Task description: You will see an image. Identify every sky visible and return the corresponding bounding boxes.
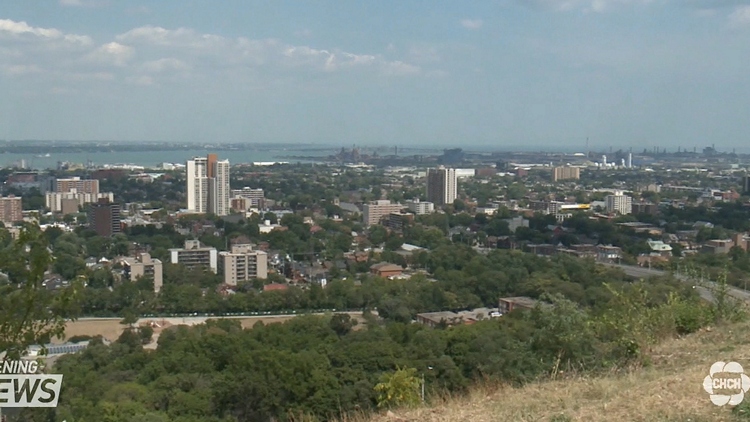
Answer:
[1,0,750,150]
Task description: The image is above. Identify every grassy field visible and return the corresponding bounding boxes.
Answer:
[349,319,750,422]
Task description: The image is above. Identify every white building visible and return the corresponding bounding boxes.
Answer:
[186,155,230,216]
[258,220,282,233]
[186,157,209,213]
[605,191,633,215]
[169,240,218,273]
[406,199,434,215]
[209,159,230,216]
[426,166,457,206]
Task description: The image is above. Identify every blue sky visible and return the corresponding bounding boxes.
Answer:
[1,0,750,150]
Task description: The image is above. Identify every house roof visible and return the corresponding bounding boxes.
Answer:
[370,262,403,272]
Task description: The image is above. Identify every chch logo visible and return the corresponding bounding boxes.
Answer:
[703,361,750,406]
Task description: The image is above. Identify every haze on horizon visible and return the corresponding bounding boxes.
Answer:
[1,0,750,150]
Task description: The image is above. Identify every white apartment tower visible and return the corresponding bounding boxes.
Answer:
[187,157,209,213]
[426,166,457,206]
[209,159,230,216]
[186,154,230,216]
[605,191,633,215]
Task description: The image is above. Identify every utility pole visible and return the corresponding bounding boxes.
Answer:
[422,366,433,402]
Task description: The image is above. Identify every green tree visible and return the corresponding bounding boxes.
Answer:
[374,367,422,408]
[0,224,81,359]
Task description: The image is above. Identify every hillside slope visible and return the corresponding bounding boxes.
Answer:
[361,319,750,422]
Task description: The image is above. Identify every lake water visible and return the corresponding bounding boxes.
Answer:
[0,148,334,170]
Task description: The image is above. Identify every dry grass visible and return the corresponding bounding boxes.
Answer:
[61,313,368,344]
[351,320,750,422]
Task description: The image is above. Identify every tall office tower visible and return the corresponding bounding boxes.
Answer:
[88,198,121,237]
[187,155,230,216]
[627,153,633,168]
[743,174,750,195]
[426,166,457,206]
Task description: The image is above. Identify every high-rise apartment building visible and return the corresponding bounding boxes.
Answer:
[186,154,230,216]
[209,159,230,216]
[426,166,457,206]
[122,253,163,293]
[552,166,580,182]
[219,244,268,285]
[186,157,209,213]
[88,198,121,237]
[231,187,265,207]
[605,191,633,215]
[46,191,114,214]
[55,177,99,195]
[0,195,23,225]
[363,200,404,226]
[169,240,218,273]
[743,174,750,195]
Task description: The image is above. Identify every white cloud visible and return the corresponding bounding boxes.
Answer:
[59,0,109,7]
[729,5,750,26]
[140,58,189,73]
[526,0,657,13]
[460,19,484,29]
[1,64,43,75]
[85,42,134,66]
[382,61,421,75]
[0,18,92,45]
[126,75,155,86]
[117,25,420,76]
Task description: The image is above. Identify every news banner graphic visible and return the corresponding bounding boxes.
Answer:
[0,360,62,408]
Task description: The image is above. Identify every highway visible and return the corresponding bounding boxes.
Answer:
[601,263,750,303]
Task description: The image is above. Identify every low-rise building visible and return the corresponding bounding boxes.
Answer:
[702,239,737,254]
[597,245,623,262]
[406,199,434,215]
[416,307,501,328]
[498,296,540,314]
[370,262,403,278]
[647,239,673,257]
[258,220,283,234]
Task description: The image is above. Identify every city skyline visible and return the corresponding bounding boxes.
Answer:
[2,1,750,148]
